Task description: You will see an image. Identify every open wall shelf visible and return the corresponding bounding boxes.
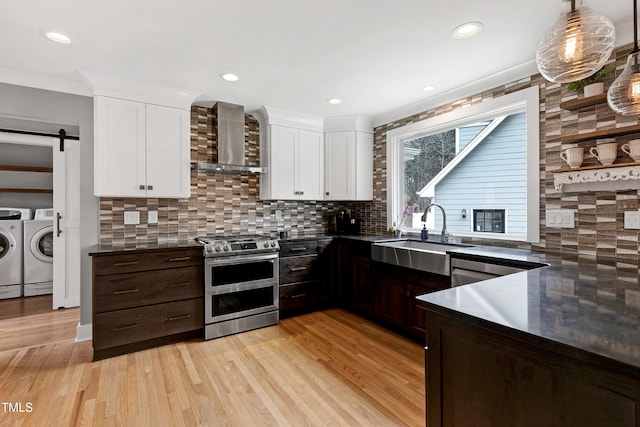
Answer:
[560,124,640,144]
[0,165,53,173]
[559,93,607,111]
[0,164,53,194]
[0,188,53,194]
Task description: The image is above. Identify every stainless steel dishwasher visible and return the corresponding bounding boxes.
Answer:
[450,256,543,287]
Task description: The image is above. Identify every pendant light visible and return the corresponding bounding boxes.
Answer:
[536,0,615,83]
[608,0,640,115]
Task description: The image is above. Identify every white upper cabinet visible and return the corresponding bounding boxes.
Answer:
[255,106,324,201]
[261,125,323,200]
[324,116,373,201]
[94,96,190,198]
[83,72,197,199]
[296,129,324,200]
[145,104,190,198]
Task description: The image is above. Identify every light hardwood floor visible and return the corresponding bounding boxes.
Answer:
[0,296,425,426]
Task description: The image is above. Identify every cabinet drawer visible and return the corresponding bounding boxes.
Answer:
[94,298,203,350]
[280,282,320,312]
[279,240,318,257]
[94,248,203,275]
[94,266,203,313]
[279,255,318,284]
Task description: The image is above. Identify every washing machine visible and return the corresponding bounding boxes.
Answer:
[0,210,23,299]
[23,211,54,297]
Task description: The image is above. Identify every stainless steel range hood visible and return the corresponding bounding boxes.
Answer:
[197,102,264,173]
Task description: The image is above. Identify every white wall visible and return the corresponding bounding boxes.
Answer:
[0,82,97,327]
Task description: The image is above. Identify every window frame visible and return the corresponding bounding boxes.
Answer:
[385,86,540,243]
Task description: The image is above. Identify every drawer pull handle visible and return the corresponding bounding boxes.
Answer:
[113,323,139,331]
[167,314,191,321]
[113,261,139,267]
[168,282,190,288]
[112,288,139,295]
[289,247,307,252]
[168,256,191,262]
[291,293,307,299]
[289,267,308,272]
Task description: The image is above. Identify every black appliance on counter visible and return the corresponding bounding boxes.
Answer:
[334,210,361,235]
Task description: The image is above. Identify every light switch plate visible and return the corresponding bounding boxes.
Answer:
[124,211,140,225]
[148,211,158,224]
[624,211,640,229]
[545,209,575,228]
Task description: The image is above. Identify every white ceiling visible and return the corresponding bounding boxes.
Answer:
[0,0,632,124]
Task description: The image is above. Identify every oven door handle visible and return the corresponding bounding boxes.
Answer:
[205,252,278,266]
[207,279,278,295]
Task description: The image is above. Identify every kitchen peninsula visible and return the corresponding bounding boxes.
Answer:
[418,246,640,427]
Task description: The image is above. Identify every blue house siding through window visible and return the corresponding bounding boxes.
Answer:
[457,123,488,152]
[430,112,527,235]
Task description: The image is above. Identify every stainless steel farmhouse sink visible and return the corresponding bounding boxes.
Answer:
[371,239,472,276]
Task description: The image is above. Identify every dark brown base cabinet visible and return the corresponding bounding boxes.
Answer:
[337,238,449,341]
[91,247,204,360]
[337,239,374,315]
[278,238,333,316]
[424,309,639,427]
[373,262,449,340]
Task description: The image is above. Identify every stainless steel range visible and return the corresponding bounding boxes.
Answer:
[195,235,280,340]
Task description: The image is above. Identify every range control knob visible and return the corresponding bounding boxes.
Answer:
[205,245,214,254]
[270,241,276,247]
[263,241,270,248]
[223,244,231,251]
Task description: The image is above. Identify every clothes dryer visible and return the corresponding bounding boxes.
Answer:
[0,218,23,298]
[23,219,53,296]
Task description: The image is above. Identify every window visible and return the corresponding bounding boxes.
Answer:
[386,86,540,243]
[473,209,506,233]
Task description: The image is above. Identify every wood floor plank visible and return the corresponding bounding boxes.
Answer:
[0,296,425,426]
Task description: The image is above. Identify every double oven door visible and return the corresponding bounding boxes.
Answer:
[204,252,279,325]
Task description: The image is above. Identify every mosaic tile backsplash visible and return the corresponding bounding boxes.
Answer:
[100,43,640,267]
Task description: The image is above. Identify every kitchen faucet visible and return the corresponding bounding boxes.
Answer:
[421,203,451,243]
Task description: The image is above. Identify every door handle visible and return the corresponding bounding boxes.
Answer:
[56,212,62,237]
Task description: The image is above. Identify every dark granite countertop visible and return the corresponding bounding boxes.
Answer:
[88,234,398,255]
[336,234,402,243]
[276,233,399,243]
[417,246,640,373]
[88,241,204,256]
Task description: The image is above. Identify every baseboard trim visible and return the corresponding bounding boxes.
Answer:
[75,322,92,342]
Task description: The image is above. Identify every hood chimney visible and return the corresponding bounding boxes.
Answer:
[197,102,263,173]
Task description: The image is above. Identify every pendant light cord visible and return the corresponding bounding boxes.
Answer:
[634,0,639,53]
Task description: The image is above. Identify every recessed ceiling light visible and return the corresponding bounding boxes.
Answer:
[220,73,239,82]
[327,98,342,105]
[452,22,483,39]
[45,31,72,44]
[423,85,436,92]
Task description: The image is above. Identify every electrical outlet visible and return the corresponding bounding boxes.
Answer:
[624,211,640,229]
[148,211,158,224]
[124,211,140,225]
